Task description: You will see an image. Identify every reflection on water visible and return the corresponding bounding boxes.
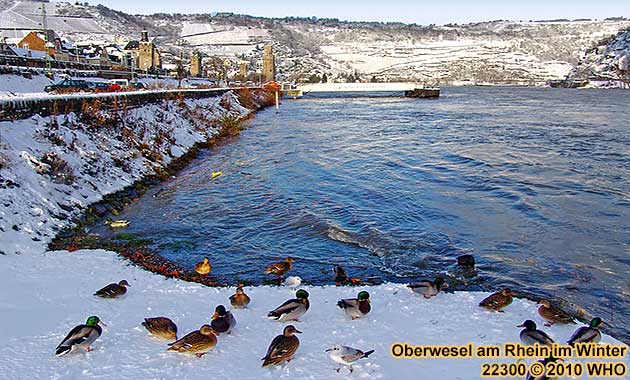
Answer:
[93,87,630,342]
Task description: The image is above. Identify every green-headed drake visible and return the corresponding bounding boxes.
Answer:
[567,317,603,346]
[55,315,104,356]
[267,289,310,322]
[517,320,554,346]
[526,357,559,380]
[337,291,371,320]
[408,277,448,298]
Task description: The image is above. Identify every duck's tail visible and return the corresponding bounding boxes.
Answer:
[55,345,71,357]
[261,356,282,368]
[336,300,347,310]
[363,350,375,358]
[266,311,280,319]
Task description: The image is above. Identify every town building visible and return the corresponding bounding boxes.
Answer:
[239,61,249,80]
[190,50,203,77]
[17,30,57,57]
[262,45,275,82]
[124,31,161,71]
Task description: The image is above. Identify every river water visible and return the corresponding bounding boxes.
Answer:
[94,87,630,341]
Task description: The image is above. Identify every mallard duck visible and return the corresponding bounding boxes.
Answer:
[527,357,559,380]
[408,277,448,298]
[167,324,217,357]
[261,325,301,367]
[229,286,251,309]
[194,257,211,275]
[211,305,237,335]
[264,257,295,278]
[334,265,349,284]
[517,320,554,346]
[337,291,371,320]
[55,315,104,356]
[537,300,576,326]
[267,289,310,321]
[94,280,130,298]
[479,288,517,312]
[326,344,374,373]
[333,265,362,285]
[142,317,178,340]
[105,219,130,228]
[567,317,603,346]
[456,254,475,268]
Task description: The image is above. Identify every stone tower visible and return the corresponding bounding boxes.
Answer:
[239,61,248,80]
[138,31,159,71]
[190,51,203,77]
[262,45,275,82]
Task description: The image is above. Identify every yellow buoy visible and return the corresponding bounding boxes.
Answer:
[211,171,222,179]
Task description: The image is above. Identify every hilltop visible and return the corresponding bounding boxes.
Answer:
[1,0,630,84]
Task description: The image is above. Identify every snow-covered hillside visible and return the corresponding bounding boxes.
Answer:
[570,27,630,81]
[3,1,630,84]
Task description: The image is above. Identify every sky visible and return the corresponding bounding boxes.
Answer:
[91,0,630,25]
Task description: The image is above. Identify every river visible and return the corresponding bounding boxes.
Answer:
[93,87,630,341]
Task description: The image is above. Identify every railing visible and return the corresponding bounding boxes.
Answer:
[0,87,259,121]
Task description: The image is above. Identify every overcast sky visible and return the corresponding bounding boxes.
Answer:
[91,0,629,24]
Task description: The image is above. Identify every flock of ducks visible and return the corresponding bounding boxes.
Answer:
[478,285,605,365]
[55,255,607,376]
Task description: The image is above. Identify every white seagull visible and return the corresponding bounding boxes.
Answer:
[283,276,302,289]
[325,344,374,373]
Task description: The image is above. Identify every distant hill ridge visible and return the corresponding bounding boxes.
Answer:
[1,0,629,84]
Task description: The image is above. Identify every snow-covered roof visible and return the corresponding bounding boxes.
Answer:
[0,30,29,39]
[7,46,48,59]
[4,37,22,45]
[124,40,140,50]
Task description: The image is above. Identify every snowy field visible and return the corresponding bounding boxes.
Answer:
[0,249,627,379]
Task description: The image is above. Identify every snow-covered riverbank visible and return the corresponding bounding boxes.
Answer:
[0,91,255,255]
[0,87,627,379]
[0,249,627,379]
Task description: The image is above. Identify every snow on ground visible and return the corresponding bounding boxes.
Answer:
[0,91,250,255]
[0,73,225,97]
[0,76,627,378]
[0,249,626,380]
[0,73,53,95]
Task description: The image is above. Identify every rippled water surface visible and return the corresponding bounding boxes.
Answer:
[95,87,630,341]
